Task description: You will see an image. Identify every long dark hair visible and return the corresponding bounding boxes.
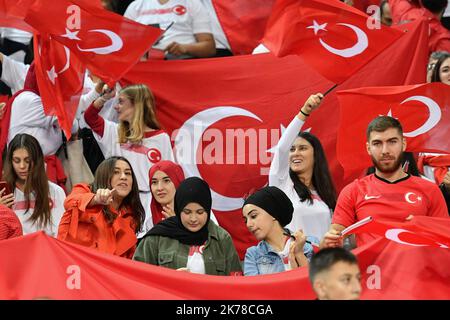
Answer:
[3,133,51,228]
[90,156,145,232]
[289,132,337,210]
[431,53,450,83]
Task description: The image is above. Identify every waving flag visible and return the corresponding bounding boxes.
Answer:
[336,82,450,174]
[33,33,85,139]
[262,0,404,83]
[20,0,161,84]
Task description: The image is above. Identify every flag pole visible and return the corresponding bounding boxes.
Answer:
[323,84,338,96]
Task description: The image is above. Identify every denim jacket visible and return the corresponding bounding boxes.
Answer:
[243,236,319,276]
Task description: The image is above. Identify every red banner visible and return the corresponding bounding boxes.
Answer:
[262,0,403,83]
[337,82,450,174]
[0,231,449,299]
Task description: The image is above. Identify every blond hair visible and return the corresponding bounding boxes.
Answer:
[118,84,161,144]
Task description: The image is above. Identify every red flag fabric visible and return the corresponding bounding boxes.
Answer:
[354,237,450,300]
[262,0,404,84]
[336,82,450,175]
[19,0,162,84]
[352,0,380,13]
[0,231,449,299]
[212,0,276,55]
[344,216,450,249]
[33,33,85,139]
[121,19,429,257]
[0,0,34,33]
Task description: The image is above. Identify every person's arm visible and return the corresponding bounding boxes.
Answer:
[165,33,216,58]
[133,236,159,265]
[76,82,102,122]
[320,182,358,248]
[268,93,323,186]
[83,86,115,137]
[223,232,243,275]
[243,247,260,276]
[0,52,29,94]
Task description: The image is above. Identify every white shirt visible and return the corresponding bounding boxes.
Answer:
[0,54,29,94]
[269,116,332,241]
[9,91,62,156]
[277,237,293,271]
[199,0,231,50]
[186,243,206,274]
[13,181,65,237]
[76,75,119,130]
[124,0,212,50]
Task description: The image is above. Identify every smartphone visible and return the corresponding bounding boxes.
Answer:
[0,181,12,195]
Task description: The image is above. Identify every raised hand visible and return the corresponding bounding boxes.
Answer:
[92,188,117,206]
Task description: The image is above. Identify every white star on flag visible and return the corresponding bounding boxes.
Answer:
[306,20,328,35]
[47,66,58,84]
[61,28,81,41]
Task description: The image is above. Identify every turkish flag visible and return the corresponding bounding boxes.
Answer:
[262,0,404,84]
[33,33,85,139]
[343,216,450,249]
[19,0,162,84]
[336,82,450,175]
[1,231,449,299]
[121,19,429,258]
[212,0,276,55]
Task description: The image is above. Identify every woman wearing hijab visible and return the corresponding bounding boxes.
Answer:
[242,186,319,276]
[149,160,220,225]
[134,177,242,275]
[149,160,185,225]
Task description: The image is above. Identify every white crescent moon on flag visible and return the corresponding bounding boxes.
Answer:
[174,107,262,211]
[76,29,123,55]
[398,96,442,137]
[319,23,368,58]
[385,228,428,247]
[58,46,71,74]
